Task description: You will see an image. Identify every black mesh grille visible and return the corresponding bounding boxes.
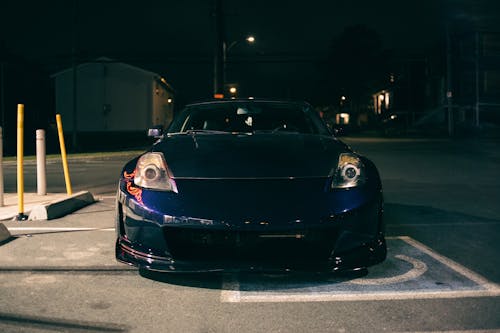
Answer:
[163,227,338,263]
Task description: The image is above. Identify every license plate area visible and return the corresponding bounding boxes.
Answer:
[163,227,338,262]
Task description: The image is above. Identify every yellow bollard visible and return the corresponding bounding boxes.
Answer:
[16,104,27,220]
[56,114,73,195]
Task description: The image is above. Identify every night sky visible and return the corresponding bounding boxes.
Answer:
[0,0,498,105]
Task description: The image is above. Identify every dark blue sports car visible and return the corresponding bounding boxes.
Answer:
[115,99,386,273]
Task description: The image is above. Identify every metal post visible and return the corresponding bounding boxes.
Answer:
[1,63,5,136]
[71,0,78,150]
[0,127,3,207]
[56,114,73,195]
[474,31,480,127]
[16,104,27,220]
[446,24,454,137]
[223,41,227,88]
[36,129,46,196]
[213,0,224,97]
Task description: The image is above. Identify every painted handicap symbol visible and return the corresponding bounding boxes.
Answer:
[349,254,427,285]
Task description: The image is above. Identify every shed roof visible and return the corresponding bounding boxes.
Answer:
[50,57,175,93]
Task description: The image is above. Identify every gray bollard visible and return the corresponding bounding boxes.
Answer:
[36,129,46,195]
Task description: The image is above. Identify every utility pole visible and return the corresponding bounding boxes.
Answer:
[446,24,454,137]
[474,31,480,127]
[213,0,224,97]
[0,41,5,135]
[71,0,78,150]
[0,62,5,135]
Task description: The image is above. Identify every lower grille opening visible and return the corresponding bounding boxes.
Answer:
[163,227,338,264]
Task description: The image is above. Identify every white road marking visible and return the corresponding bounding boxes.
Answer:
[350,254,427,285]
[398,236,499,291]
[398,330,500,333]
[389,222,500,226]
[220,289,500,303]
[98,196,117,200]
[220,236,500,303]
[7,227,114,232]
[220,276,241,303]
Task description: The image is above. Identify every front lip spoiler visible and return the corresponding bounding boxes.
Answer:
[116,235,386,274]
[117,241,172,262]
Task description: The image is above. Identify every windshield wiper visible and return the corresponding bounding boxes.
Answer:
[184,129,229,134]
[168,129,230,136]
[170,129,231,149]
[252,126,301,134]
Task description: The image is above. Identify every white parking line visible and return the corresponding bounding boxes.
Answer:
[7,227,114,232]
[220,276,241,303]
[398,330,500,333]
[98,196,117,200]
[398,236,498,290]
[221,288,500,303]
[391,222,500,226]
[220,236,500,303]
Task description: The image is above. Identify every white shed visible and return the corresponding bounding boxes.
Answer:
[52,58,175,134]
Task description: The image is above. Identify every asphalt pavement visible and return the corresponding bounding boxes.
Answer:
[0,150,140,242]
[0,135,499,332]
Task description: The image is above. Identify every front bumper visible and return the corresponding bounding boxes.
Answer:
[116,232,386,273]
[115,176,386,273]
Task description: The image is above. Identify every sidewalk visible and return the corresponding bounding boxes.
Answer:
[0,191,95,242]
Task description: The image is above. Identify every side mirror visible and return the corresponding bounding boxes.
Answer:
[148,126,164,138]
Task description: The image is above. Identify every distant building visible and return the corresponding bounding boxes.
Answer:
[451,30,500,130]
[51,58,174,144]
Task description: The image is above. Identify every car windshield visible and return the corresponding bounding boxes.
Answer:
[168,101,331,135]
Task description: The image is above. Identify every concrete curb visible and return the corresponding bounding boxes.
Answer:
[0,222,11,243]
[28,191,95,221]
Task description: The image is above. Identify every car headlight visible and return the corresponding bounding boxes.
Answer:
[134,152,178,192]
[331,153,365,189]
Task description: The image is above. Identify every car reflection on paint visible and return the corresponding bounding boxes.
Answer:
[115,99,386,273]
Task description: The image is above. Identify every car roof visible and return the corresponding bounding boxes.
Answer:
[185,98,310,108]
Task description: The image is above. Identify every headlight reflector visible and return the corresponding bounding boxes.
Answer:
[134,152,177,192]
[332,153,365,189]
[144,165,160,181]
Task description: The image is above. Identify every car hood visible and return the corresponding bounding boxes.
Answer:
[152,133,349,179]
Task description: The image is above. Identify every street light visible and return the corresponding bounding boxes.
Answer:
[228,86,238,99]
[224,35,256,82]
[214,35,255,98]
[212,1,256,97]
[225,35,256,54]
[340,95,347,107]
